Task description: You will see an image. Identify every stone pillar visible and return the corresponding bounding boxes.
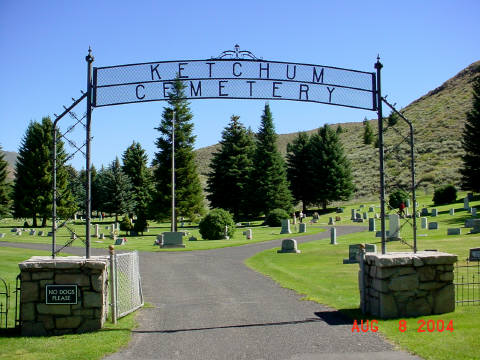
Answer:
[351,209,356,221]
[94,224,99,238]
[19,256,109,336]
[330,228,336,245]
[389,214,400,239]
[361,252,457,318]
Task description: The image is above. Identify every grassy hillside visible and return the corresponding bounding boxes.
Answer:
[195,60,480,200]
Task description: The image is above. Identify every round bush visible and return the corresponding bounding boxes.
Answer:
[388,189,409,210]
[265,208,290,227]
[199,209,235,240]
[433,184,457,205]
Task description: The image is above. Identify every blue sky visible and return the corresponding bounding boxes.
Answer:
[1,0,478,170]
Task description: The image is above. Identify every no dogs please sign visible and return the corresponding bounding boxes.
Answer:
[46,285,78,304]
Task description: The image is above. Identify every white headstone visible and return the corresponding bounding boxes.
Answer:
[421,217,428,229]
[280,219,291,234]
[74,214,77,221]
[389,214,400,239]
[242,229,252,239]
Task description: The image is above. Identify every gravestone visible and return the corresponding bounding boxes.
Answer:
[376,230,390,238]
[47,232,53,236]
[351,209,356,220]
[335,216,341,222]
[406,199,411,207]
[421,208,429,216]
[449,208,455,216]
[374,213,380,219]
[114,237,126,245]
[428,222,439,230]
[94,224,99,238]
[471,208,477,217]
[243,229,252,239]
[292,215,297,225]
[388,214,400,239]
[180,217,185,228]
[299,223,307,233]
[38,231,44,236]
[280,219,291,234]
[188,236,197,241]
[470,219,480,234]
[468,193,474,201]
[312,218,318,223]
[313,212,319,220]
[71,233,77,240]
[155,234,164,246]
[405,208,410,217]
[29,230,36,236]
[74,214,77,221]
[11,228,16,232]
[0,233,5,238]
[360,204,364,208]
[161,232,185,248]
[105,226,109,230]
[328,217,335,225]
[469,248,480,261]
[447,228,461,235]
[356,212,362,220]
[343,244,376,264]
[368,218,376,232]
[99,233,105,240]
[330,227,336,244]
[363,212,368,220]
[336,208,344,213]
[465,219,475,228]
[431,208,438,217]
[277,239,300,253]
[421,217,428,229]
[356,218,364,223]
[16,231,22,236]
[368,206,374,213]
[464,197,470,210]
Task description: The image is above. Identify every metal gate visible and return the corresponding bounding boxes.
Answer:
[0,275,21,332]
[110,251,144,322]
[455,260,480,305]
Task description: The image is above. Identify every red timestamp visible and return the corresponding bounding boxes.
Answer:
[398,319,454,333]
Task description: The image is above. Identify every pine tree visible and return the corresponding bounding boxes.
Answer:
[309,124,355,209]
[461,75,480,192]
[206,115,255,220]
[363,119,374,145]
[100,158,136,222]
[122,141,153,221]
[286,132,312,212]
[152,78,204,225]
[14,117,74,226]
[251,104,293,215]
[0,146,11,217]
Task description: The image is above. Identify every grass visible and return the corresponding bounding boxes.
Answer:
[0,247,136,360]
[245,192,480,360]
[0,218,325,252]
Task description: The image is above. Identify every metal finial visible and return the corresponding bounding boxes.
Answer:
[377,54,380,61]
[86,47,94,62]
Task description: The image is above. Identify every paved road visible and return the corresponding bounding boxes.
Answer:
[1,226,421,360]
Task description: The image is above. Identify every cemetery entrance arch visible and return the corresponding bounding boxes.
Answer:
[51,46,416,259]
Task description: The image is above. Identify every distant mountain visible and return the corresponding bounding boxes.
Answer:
[1,150,17,181]
[195,60,480,199]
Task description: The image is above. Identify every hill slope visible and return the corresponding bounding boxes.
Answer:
[1,150,17,181]
[195,60,480,199]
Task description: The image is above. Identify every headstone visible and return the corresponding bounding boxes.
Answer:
[405,208,410,217]
[469,247,480,261]
[388,214,400,239]
[47,232,53,237]
[356,212,362,220]
[29,230,36,236]
[161,232,185,248]
[465,219,475,228]
[421,208,429,216]
[368,206,374,213]
[99,233,105,239]
[406,199,411,207]
[464,197,470,210]
[188,236,197,241]
[223,226,230,240]
[449,208,455,216]
[328,217,335,225]
[16,231,22,236]
[94,224,99,238]
[74,214,77,221]
[155,234,164,246]
[336,208,344,213]
[471,208,477,217]
[0,233,5,238]
[277,239,300,253]
[313,212,319,220]
[351,209,356,220]
[431,208,438,217]
[376,230,390,238]
[428,222,439,230]
[368,218,376,232]
[330,227,336,244]
[38,231,44,236]
[421,217,428,229]
[130,230,138,236]
[335,216,341,222]
[280,219,291,234]
[299,223,307,233]
[70,233,77,240]
[360,204,364,208]
[343,243,376,264]
[363,212,368,220]
[105,226,109,230]
[374,213,380,219]
[114,237,126,245]
[242,229,253,240]
[447,228,461,235]
[470,219,480,234]
[11,228,16,232]
[355,218,364,223]
[312,218,318,223]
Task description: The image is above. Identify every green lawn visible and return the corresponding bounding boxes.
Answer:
[0,218,325,252]
[0,247,136,360]
[246,192,480,360]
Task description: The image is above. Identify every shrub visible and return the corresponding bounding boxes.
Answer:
[388,189,409,210]
[433,184,457,205]
[265,208,290,227]
[199,208,235,240]
[120,214,133,234]
[133,213,149,235]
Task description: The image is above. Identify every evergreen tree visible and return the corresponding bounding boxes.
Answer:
[0,146,11,217]
[363,119,374,145]
[251,104,293,215]
[122,141,153,221]
[13,117,74,226]
[286,132,312,212]
[100,158,136,222]
[461,75,480,192]
[152,78,204,225]
[93,166,108,214]
[309,124,355,209]
[336,124,343,134]
[206,115,255,220]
